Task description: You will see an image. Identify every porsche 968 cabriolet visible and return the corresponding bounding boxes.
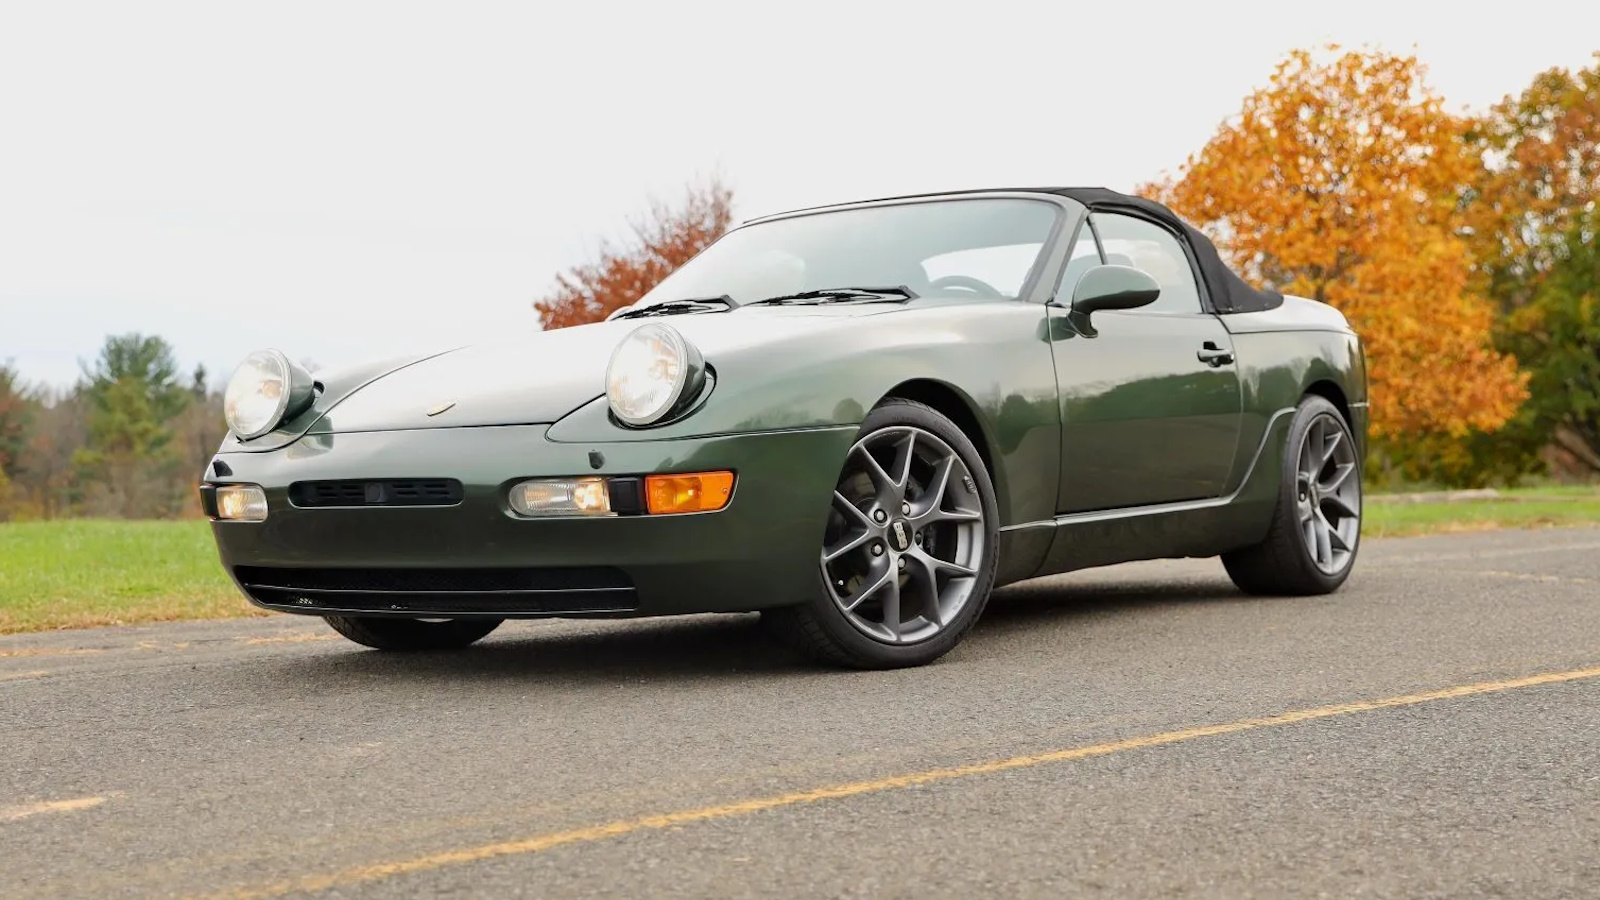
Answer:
[202,187,1367,668]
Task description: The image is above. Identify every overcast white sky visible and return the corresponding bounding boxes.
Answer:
[2,1,1597,390]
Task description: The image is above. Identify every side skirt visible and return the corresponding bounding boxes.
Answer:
[999,406,1295,583]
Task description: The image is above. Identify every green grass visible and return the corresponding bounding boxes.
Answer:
[1364,486,1600,537]
[3,490,1599,635]
[0,520,260,634]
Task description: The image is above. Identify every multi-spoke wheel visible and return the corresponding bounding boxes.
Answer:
[764,398,999,668]
[1294,411,1361,575]
[823,425,986,644]
[1223,394,1362,595]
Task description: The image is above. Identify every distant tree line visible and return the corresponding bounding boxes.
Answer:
[0,335,221,520]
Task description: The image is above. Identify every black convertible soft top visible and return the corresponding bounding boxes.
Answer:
[807,186,1284,315]
[1041,187,1282,315]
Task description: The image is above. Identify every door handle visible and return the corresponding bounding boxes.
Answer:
[1196,342,1234,367]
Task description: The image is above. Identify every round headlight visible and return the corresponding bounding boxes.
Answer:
[605,324,705,427]
[224,349,314,440]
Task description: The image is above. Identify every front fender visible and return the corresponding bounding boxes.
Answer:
[217,349,459,454]
[546,302,1063,530]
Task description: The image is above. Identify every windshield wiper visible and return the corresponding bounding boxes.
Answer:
[746,285,919,307]
[609,296,734,320]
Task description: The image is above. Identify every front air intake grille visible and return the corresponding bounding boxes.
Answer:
[234,566,637,615]
[288,479,464,508]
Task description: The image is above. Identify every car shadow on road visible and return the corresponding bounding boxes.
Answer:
[241,577,1254,687]
[249,613,818,687]
[976,576,1253,636]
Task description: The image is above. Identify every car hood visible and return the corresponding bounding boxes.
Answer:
[310,305,891,434]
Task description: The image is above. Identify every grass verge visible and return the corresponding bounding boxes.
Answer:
[1363,487,1600,537]
[0,520,260,635]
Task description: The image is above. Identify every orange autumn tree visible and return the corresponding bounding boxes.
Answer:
[1144,48,1527,440]
[535,179,734,329]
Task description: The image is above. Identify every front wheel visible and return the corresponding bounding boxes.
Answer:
[1222,395,1362,595]
[322,616,503,651]
[764,399,1000,669]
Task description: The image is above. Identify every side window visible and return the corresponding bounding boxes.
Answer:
[1091,212,1204,314]
[922,242,1046,297]
[1054,220,1102,301]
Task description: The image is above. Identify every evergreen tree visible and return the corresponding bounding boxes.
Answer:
[73,334,191,518]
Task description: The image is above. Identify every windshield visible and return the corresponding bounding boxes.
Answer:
[635,198,1061,308]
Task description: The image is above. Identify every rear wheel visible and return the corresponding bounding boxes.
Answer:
[764,399,1000,669]
[322,616,503,651]
[1222,395,1361,595]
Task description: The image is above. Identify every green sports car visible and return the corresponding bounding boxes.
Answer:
[203,187,1367,668]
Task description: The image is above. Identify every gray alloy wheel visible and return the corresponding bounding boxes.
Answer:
[1222,394,1362,595]
[822,425,987,644]
[1296,411,1362,575]
[762,398,1000,669]
[323,616,502,651]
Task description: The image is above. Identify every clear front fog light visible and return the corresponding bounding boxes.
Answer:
[215,485,269,521]
[509,477,612,517]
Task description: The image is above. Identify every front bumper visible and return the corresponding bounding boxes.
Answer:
[205,423,856,619]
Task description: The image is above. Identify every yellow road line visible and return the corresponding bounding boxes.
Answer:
[242,633,337,646]
[135,641,192,651]
[0,795,109,823]
[0,670,50,682]
[1477,569,1597,586]
[0,647,102,659]
[212,663,1600,900]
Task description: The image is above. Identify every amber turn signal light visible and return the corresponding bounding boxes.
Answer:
[644,471,735,515]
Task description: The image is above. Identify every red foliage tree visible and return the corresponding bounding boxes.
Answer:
[534,179,734,329]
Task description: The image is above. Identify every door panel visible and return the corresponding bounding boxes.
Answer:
[1052,309,1243,513]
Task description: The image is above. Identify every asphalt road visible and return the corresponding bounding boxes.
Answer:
[4,526,1600,899]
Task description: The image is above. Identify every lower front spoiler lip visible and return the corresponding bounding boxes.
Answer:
[235,564,640,618]
[246,588,638,619]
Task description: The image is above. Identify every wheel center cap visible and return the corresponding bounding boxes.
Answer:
[886,519,912,552]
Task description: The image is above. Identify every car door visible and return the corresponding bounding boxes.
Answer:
[1049,211,1243,513]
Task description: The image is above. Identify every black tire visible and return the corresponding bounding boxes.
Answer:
[322,616,503,651]
[1222,395,1362,596]
[763,398,1001,669]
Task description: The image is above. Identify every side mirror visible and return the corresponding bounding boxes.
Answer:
[1071,264,1161,314]
[1062,265,1161,338]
